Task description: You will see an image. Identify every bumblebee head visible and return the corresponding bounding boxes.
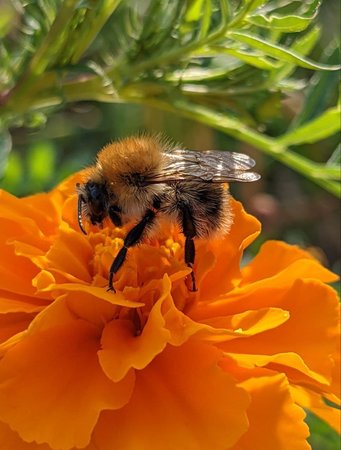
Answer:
[76,181,109,234]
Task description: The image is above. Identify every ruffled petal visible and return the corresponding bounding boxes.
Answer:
[198,200,260,297]
[94,340,249,450]
[241,240,338,284]
[221,280,340,385]
[0,420,101,450]
[0,313,33,346]
[291,385,341,433]
[0,221,40,296]
[98,277,174,382]
[0,421,52,450]
[231,373,310,450]
[0,319,135,450]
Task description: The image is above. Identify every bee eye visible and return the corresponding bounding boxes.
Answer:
[87,182,103,200]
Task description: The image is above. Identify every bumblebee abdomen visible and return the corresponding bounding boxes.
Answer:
[165,181,233,238]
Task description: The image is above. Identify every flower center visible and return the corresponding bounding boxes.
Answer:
[84,224,192,334]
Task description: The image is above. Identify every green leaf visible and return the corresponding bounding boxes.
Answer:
[185,0,206,21]
[279,107,341,146]
[307,412,341,450]
[229,0,267,27]
[0,129,12,178]
[166,66,241,83]
[247,0,320,32]
[290,44,340,128]
[228,31,340,71]
[268,26,320,84]
[198,0,212,39]
[247,14,314,32]
[327,144,341,166]
[211,46,280,70]
[70,0,122,63]
[0,2,17,38]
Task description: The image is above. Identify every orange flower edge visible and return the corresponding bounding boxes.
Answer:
[0,172,339,450]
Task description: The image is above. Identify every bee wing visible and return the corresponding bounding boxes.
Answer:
[150,149,260,183]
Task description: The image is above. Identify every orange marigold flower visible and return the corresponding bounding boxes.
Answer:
[0,172,339,450]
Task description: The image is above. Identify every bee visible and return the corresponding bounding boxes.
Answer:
[76,135,260,292]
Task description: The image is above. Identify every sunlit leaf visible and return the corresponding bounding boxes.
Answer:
[185,0,206,21]
[211,45,280,70]
[228,31,340,71]
[268,26,320,84]
[198,0,212,39]
[166,66,241,83]
[247,14,314,32]
[247,0,320,32]
[279,107,341,146]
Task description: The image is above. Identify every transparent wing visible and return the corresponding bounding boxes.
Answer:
[149,149,261,183]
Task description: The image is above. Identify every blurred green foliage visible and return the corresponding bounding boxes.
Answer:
[0,0,340,194]
[0,1,340,447]
[307,413,340,450]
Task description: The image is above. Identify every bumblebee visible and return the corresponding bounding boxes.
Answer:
[76,136,260,291]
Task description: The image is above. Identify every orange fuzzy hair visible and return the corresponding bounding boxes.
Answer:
[93,135,171,211]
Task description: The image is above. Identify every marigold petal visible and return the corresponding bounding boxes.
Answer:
[227,352,330,386]
[0,421,53,450]
[45,223,93,281]
[93,340,249,450]
[197,200,260,296]
[202,307,290,338]
[0,291,46,313]
[0,223,40,296]
[34,278,142,308]
[19,190,62,236]
[192,260,339,322]
[0,191,46,237]
[98,276,227,382]
[98,279,172,382]
[241,240,337,284]
[291,385,341,433]
[330,347,340,399]
[231,374,310,450]
[221,280,340,384]
[0,319,135,450]
[0,313,33,346]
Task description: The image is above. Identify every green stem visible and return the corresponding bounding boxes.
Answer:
[70,0,122,64]
[28,0,80,75]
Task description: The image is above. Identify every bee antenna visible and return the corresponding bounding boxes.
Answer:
[77,194,87,235]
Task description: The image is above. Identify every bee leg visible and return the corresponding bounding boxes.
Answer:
[107,208,156,291]
[180,204,198,292]
[185,237,197,292]
[108,205,122,227]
